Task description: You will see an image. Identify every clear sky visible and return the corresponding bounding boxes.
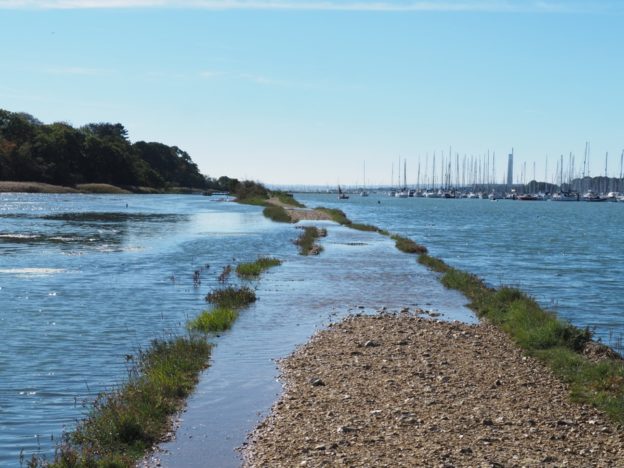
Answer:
[0,1,622,186]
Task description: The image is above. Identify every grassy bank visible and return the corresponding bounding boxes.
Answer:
[418,253,624,424]
[262,205,293,223]
[294,226,326,255]
[41,337,211,467]
[236,257,282,278]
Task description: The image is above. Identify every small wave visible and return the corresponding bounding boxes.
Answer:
[0,233,40,240]
[0,268,67,276]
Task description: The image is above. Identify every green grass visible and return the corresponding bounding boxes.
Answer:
[271,191,305,208]
[391,234,428,254]
[316,207,350,225]
[206,286,257,308]
[236,257,282,278]
[262,205,293,223]
[237,196,269,206]
[187,307,238,333]
[42,337,211,467]
[417,252,624,424]
[294,226,325,255]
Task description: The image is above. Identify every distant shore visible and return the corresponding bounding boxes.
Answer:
[245,313,624,466]
[0,181,204,194]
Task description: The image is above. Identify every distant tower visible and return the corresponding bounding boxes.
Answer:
[507,149,514,186]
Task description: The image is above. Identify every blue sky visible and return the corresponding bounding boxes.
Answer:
[0,1,622,186]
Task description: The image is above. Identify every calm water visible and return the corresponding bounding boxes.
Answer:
[3,192,621,467]
[298,193,624,346]
[0,193,295,465]
[0,193,473,466]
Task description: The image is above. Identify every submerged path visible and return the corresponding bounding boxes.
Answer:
[146,221,474,467]
[245,314,624,467]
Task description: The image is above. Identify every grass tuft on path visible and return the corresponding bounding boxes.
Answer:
[236,257,282,278]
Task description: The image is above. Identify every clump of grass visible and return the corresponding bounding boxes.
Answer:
[271,191,305,208]
[316,207,350,225]
[294,226,326,255]
[262,205,293,223]
[236,257,282,278]
[187,307,238,333]
[42,337,211,467]
[391,234,428,254]
[237,196,269,206]
[206,286,256,308]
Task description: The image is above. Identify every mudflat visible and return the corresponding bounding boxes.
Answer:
[245,313,624,467]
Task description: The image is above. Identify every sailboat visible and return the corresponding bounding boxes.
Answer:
[360,161,369,197]
[395,159,409,198]
[338,185,349,200]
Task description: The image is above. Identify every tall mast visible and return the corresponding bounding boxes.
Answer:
[403,158,407,189]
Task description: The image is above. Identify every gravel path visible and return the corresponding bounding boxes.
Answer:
[244,313,624,467]
[266,197,332,222]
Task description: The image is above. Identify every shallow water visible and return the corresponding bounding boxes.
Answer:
[0,194,295,465]
[0,193,473,466]
[297,193,624,347]
[156,222,474,467]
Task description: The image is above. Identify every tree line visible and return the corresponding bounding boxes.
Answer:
[0,109,235,191]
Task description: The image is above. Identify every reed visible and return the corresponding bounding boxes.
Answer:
[294,226,325,255]
[391,234,428,254]
[187,307,238,333]
[262,205,293,223]
[41,337,211,467]
[206,286,257,308]
[236,257,282,278]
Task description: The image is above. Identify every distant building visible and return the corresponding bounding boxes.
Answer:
[507,150,514,186]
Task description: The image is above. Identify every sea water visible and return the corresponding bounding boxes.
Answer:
[297,193,624,347]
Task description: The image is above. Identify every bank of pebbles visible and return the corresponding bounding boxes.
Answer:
[245,312,624,467]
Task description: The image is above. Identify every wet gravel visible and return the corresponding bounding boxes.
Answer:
[244,313,624,467]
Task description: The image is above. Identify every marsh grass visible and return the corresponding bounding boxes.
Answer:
[236,257,282,278]
[262,205,293,223]
[187,307,238,333]
[294,226,325,255]
[237,196,268,206]
[418,252,624,424]
[391,234,428,254]
[272,191,305,208]
[43,337,211,467]
[206,286,257,308]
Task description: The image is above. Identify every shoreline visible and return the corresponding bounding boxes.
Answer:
[245,313,624,466]
[0,181,204,194]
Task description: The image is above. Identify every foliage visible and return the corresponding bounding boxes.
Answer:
[316,207,350,225]
[39,337,211,467]
[262,205,292,223]
[272,191,305,207]
[391,234,428,254]
[236,257,282,278]
[0,108,207,190]
[205,286,257,308]
[294,226,325,255]
[187,307,238,333]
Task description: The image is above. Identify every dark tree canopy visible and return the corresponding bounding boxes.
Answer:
[0,109,211,190]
